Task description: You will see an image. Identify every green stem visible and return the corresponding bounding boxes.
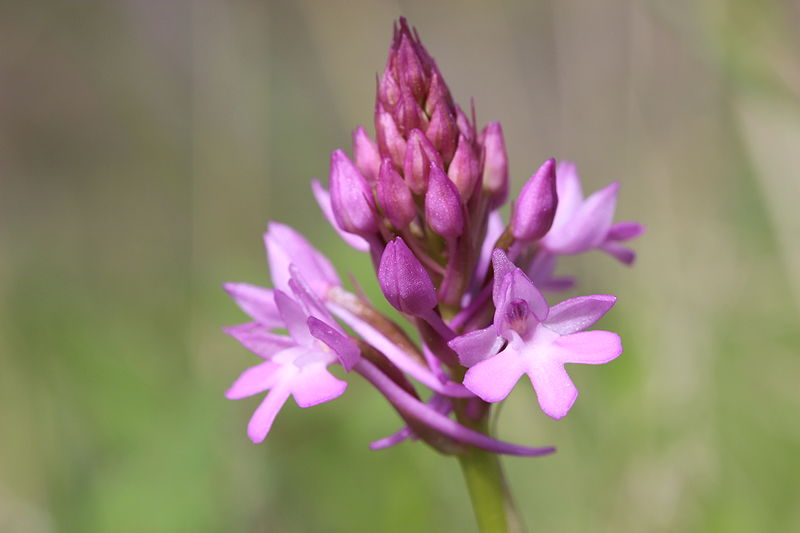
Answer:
[455,409,525,533]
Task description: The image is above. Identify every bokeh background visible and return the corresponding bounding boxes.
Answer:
[2,1,799,532]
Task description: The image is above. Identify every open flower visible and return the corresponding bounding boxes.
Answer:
[224,274,357,443]
[540,161,644,263]
[449,250,622,419]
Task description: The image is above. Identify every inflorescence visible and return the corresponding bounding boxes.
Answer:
[223,18,643,457]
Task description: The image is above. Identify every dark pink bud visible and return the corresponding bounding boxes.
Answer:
[396,34,427,104]
[425,70,453,116]
[330,149,379,235]
[511,158,558,241]
[426,102,458,165]
[353,127,381,184]
[377,158,416,230]
[481,122,509,208]
[377,64,401,108]
[378,237,437,316]
[448,135,480,201]
[375,104,407,169]
[455,105,475,142]
[425,164,464,238]
[394,90,428,135]
[404,129,443,195]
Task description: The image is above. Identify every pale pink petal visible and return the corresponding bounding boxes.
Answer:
[491,249,517,306]
[223,322,295,358]
[447,326,504,367]
[505,269,548,322]
[247,381,293,443]
[265,221,340,294]
[226,360,283,399]
[290,366,347,408]
[288,267,335,323]
[544,295,616,335]
[526,360,578,420]
[554,330,622,364]
[273,290,313,346]
[600,241,636,265]
[607,221,645,242]
[311,179,370,252]
[543,182,619,254]
[223,283,282,327]
[463,347,525,403]
[548,161,584,233]
[307,316,360,372]
[538,276,576,292]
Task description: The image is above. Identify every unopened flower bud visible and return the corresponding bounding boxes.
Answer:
[425,70,453,116]
[396,33,428,104]
[377,158,416,230]
[481,122,509,208]
[377,62,401,108]
[378,237,437,316]
[404,128,443,195]
[426,102,458,165]
[394,90,428,135]
[511,158,558,241]
[375,104,407,169]
[425,164,464,238]
[353,127,381,184]
[330,149,379,235]
[455,105,475,142]
[448,135,480,201]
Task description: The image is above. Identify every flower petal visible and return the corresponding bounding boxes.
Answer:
[526,360,578,420]
[543,295,617,335]
[448,326,504,367]
[223,283,282,328]
[554,330,622,364]
[273,290,313,346]
[223,322,295,358]
[463,346,525,403]
[265,221,340,294]
[247,381,293,443]
[543,181,619,254]
[607,221,645,242]
[552,161,584,224]
[288,266,336,323]
[311,179,370,252]
[290,365,347,408]
[495,269,548,325]
[491,249,517,306]
[307,316,360,372]
[225,360,283,400]
[600,241,636,265]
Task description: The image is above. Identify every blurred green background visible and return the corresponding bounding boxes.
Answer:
[2,1,799,532]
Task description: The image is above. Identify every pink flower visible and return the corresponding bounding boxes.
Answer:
[449,250,622,419]
[225,274,357,443]
[540,161,644,264]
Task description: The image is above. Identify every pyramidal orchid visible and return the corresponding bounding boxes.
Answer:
[223,17,642,533]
